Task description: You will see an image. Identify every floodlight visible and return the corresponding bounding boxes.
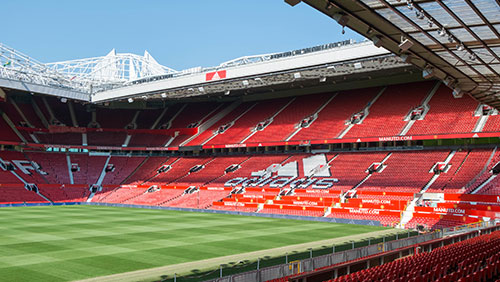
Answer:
[452,87,463,98]
[399,38,414,51]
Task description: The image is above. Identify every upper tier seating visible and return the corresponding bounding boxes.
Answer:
[291,87,378,141]
[206,98,291,145]
[186,103,255,146]
[345,81,433,138]
[96,108,137,129]
[245,93,331,143]
[1,81,499,148]
[483,114,500,132]
[408,84,480,135]
[0,116,20,142]
[87,132,127,147]
[36,133,82,146]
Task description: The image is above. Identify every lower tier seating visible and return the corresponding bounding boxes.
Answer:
[162,188,230,209]
[325,229,500,282]
[0,185,48,204]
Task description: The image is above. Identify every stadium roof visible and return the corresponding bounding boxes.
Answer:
[0,40,421,103]
[291,0,500,107]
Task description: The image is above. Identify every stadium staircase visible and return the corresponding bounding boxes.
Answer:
[399,81,440,136]
[139,157,180,184]
[337,87,386,138]
[195,102,257,146]
[245,94,331,143]
[344,82,436,138]
[164,157,215,185]
[168,103,224,147]
[121,110,140,147]
[240,97,296,143]
[118,156,150,185]
[203,156,252,185]
[407,84,480,135]
[153,188,188,206]
[420,150,457,193]
[285,93,337,141]
[180,100,242,146]
[345,152,392,195]
[465,147,498,194]
[472,104,497,133]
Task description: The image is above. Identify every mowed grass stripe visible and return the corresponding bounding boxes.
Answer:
[0,206,387,282]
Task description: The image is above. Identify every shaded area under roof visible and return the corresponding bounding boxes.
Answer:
[298,0,500,107]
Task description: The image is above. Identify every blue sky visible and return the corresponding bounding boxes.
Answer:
[3,0,364,70]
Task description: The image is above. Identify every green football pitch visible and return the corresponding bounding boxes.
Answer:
[0,205,395,282]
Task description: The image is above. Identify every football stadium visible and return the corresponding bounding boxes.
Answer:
[1,1,500,281]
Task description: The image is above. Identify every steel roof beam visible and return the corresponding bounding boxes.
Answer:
[379,0,488,85]
[310,0,466,87]
[434,0,500,78]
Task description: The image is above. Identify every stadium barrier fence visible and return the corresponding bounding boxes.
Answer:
[194,232,434,282]
[200,222,499,282]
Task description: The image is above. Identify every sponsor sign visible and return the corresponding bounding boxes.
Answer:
[348,208,380,215]
[433,207,466,214]
[206,70,227,81]
[361,199,391,204]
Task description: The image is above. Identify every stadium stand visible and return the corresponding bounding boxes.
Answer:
[344,81,433,138]
[0,80,499,232]
[323,229,500,282]
[290,87,379,141]
[245,93,331,143]
[162,187,231,209]
[408,84,481,135]
[0,185,48,204]
[101,156,146,185]
[206,98,291,145]
[124,156,170,185]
